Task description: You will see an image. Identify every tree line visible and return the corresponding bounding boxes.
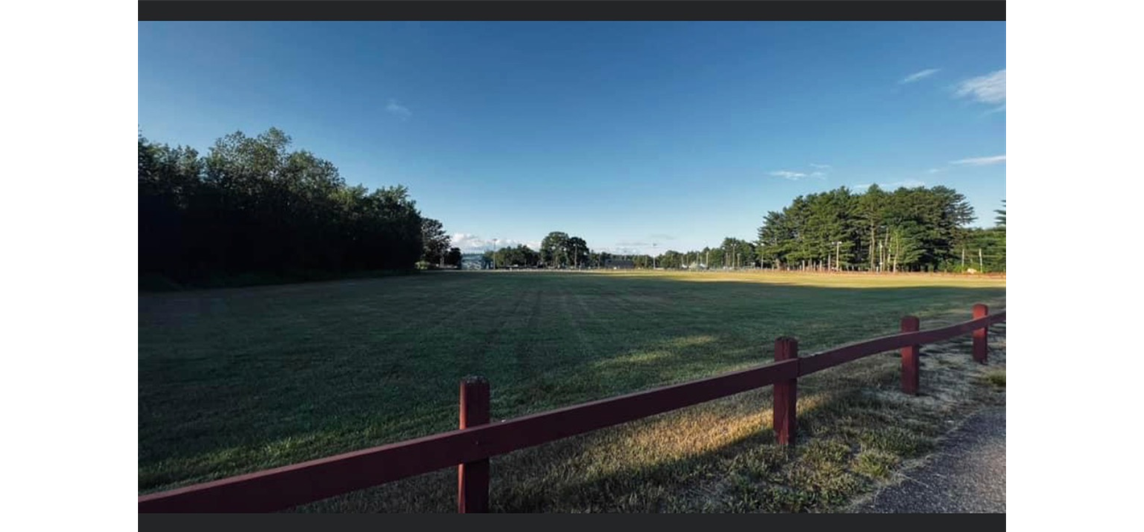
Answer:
[644,187,1003,273]
[481,232,602,269]
[479,187,1004,273]
[756,185,1003,272]
[643,186,1004,273]
[139,128,459,287]
[142,129,1004,284]
[420,218,463,269]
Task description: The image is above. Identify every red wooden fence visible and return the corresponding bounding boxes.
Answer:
[138,304,1005,513]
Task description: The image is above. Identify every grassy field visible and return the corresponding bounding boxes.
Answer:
[139,270,1006,512]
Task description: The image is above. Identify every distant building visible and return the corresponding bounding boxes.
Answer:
[460,253,488,270]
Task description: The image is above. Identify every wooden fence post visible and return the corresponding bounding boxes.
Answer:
[973,304,989,364]
[773,337,799,446]
[458,376,490,513]
[900,316,920,395]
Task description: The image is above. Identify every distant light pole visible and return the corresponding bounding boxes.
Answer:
[492,238,499,269]
[835,241,842,271]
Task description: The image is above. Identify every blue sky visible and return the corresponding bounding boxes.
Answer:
[139,22,1005,254]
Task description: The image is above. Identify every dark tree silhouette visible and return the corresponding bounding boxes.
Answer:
[139,129,428,287]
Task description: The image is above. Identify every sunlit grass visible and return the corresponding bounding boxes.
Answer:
[580,269,1006,289]
[984,369,1006,388]
[139,270,1005,511]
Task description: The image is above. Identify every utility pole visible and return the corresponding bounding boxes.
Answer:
[979,248,984,272]
[836,241,842,271]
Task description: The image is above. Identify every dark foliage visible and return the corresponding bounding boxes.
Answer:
[139,129,428,286]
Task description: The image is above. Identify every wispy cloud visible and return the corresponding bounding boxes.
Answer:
[649,234,677,241]
[855,180,926,190]
[985,104,1006,115]
[771,164,830,181]
[950,155,1006,166]
[385,98,412,120]
[926,168,945,174]
[770,170,808,180]
[955,69,1006,105]
[900,68,940,84]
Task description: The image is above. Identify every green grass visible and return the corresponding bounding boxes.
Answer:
[139,270,1006,512]
[984,369,1006,389]
[138,268,420,293]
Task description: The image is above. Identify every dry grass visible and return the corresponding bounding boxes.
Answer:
[984,369,1006,389]
[139,270,1005,512]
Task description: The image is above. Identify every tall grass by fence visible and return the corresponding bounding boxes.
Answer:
[138,304,1005,513]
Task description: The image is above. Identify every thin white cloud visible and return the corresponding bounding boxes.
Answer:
[901,68,940,84]
[926,168,945,174]
[771,163,831,181]
[770,170,808,180]
[955,69,1006,105]
[385,99,412,120]
[950,155,1006,166]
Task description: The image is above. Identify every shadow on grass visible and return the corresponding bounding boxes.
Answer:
[318,323,1005,513]
[139,272,1005,500]
[291,345,997,513]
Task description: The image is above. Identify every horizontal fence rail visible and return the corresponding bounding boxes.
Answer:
[799,311,1005,375]
[139,305,1005,513]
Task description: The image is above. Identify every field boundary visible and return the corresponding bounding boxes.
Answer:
[138,304,1005,513]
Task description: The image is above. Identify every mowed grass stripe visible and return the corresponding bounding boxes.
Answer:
[140,271,1005,511]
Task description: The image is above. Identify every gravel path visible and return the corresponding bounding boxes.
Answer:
[854,407,1006,513]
